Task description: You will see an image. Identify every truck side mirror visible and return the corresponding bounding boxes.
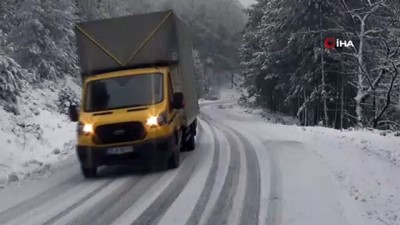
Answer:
[69,105,79,122]
[172,93,184,109]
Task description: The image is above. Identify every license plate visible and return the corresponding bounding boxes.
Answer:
[106,146,134,155]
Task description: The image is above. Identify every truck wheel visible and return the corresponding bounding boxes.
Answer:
[186,132,196,151]
[81,167,97,178]
[168,147,180,169]
[186,122,196,151]
[180,131,187,152]
[193,119,197,136]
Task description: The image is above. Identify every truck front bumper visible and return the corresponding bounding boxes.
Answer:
[77,135,175,168]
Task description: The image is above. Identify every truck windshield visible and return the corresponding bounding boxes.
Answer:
[84,73,163,112]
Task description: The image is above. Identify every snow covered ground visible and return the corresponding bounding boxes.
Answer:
[0,77,80,188]
[203,87,400,225]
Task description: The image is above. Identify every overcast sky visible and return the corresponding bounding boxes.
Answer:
[238,0,257,7]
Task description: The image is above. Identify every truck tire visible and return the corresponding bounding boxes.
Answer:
[168,147,180,169]
[186,132,195,151]
[193,119,197,136]
[181,123,196,152]
[186,122,196,151]
[81,167,97,178]
[180,129,187,152]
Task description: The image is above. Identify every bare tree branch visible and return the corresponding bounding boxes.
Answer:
[373,59,399,127]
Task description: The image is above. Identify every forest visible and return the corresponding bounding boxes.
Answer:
[3,0,398,131]
[0,0,246,114]
[240,0,400,130]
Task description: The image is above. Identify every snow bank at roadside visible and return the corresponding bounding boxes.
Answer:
[206,87,300,125]
[267,124,400,225]
[0,76,80,187]
[298,126,400,225]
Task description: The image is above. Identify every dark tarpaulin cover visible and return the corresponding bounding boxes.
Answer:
[76,11,179,76]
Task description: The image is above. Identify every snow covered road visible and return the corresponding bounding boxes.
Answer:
[0,99,399,225]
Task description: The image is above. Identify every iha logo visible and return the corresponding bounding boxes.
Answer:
[324,37,354,49]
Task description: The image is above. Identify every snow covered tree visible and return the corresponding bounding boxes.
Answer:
[10,0,79,80]
[241,0,342,124]
[193,49,207,97]
[240,0,400,130]
[0,1,28,113]
[57,86,79,115]
[0,53,27,113]
[337,0,400,128]
[75,0,108,20]
[0,0,18,35]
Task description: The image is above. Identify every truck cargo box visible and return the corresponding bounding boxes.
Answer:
[75,10,199,127]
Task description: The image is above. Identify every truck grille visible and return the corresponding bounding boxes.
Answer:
[94,122,146,145]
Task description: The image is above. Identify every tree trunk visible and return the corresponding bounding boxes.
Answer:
[373,66,398,128]
[355,19,366,127]
[340,69,344,130]
[304,89,308,126]
[320,2,329,127]
[333,92,339,128]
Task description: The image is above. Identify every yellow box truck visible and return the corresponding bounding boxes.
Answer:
[68,11,199,178]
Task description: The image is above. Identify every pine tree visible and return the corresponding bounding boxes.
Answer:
[0,47,27,112]
[0,0,18,35]
[241,0,400,129]
[241,0,346,126]
[10,0,79,80]
[193,49,207,97]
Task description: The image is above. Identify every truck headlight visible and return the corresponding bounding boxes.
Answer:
[147,116,159,126]
[146,112,168,127]
[78,122,94,135]
[83,124,94,134]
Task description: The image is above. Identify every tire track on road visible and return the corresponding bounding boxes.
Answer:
[129,123,207,225]
[88,174,164,225]
[263,141,283,225]
[129,156,196,225]
[222,121,282,225]
[205,126,241,225]
[4,179,114,225]
[42,178,116,225]
[157,119,217,225]
[229,128,261,225]
[185,120,220,225]
[0,173,82,224]
[228,118,282,225]
[201,105,261,225]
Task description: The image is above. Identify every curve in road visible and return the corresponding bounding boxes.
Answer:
[0,101,279,225]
